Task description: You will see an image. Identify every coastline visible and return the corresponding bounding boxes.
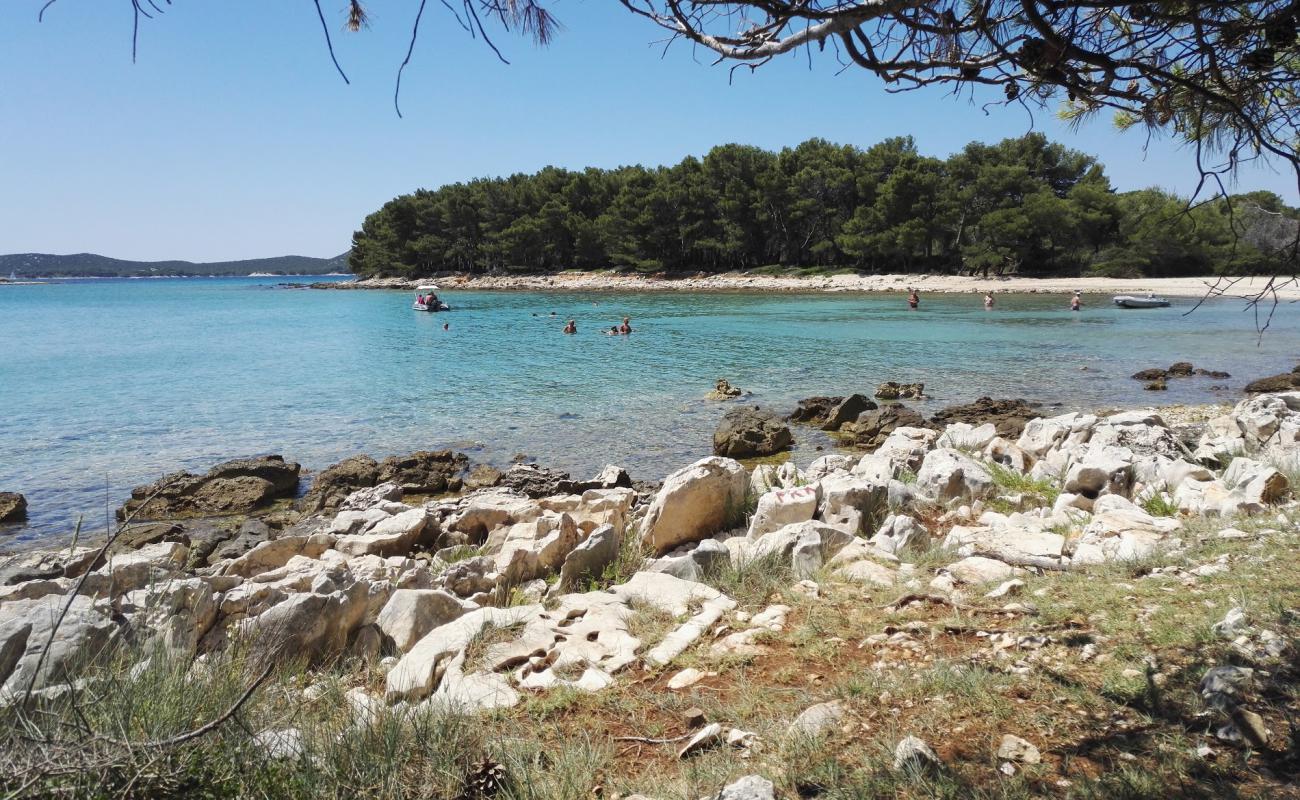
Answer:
[314,271,1300,299]
[2,389,1297,797]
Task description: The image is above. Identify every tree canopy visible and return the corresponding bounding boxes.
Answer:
[349,133,1298,278]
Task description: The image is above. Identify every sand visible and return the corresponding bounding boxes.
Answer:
[332,271,1300,300]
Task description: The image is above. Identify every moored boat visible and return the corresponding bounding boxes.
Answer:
[1113,294,1171,309]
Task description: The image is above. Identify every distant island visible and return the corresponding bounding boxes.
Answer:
[0,252,351,279]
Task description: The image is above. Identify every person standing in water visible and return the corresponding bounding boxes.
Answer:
[908,288,920,310]
[984,292,995,309]
[619,317,632,334]
[563,319,577,334]
[1071,291,1082,312]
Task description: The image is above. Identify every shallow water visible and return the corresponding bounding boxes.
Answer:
[1,276,1296,543]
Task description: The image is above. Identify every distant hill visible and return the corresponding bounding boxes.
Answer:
[0,252,352,278]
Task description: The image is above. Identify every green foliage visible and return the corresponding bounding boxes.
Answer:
[351,133,1298,278]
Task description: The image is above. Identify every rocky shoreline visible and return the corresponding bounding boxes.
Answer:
[293,271,1300,300]
[2,390,1298,796]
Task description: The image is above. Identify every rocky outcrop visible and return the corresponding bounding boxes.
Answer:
[301,451,468,513]
[0,492,27,524]
[1244,367,1300,394]
[1133,362,1230,382]
[839,405,930,450]
[786,396,842,425]
[874,381,925,400]
[713,407,793,458]
[117,456,300,521]
[930,397,1038,438]
[706,378,744,400]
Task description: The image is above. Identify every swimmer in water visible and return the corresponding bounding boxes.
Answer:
[563,319,577,334]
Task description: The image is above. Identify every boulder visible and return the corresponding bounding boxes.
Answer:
[496,463,580,498]
[557,524,620,589]
[118,455,301,521]
[641,457,748,555]
[646,538,730,582]
[338,482,403,511]
[936,422,998,452]
[0,547,102,587]
[376,589,477,652]
[299,455,381,513]
[822,394,877,431]
[841,405,931,451]
[719,775,776,800]
[931,397,1037,438]
[747,485,819,539]
[818,474,889,535]
[1063,446,1134,499]
[713,407,793,458]
[787,396,842,425]
[870,514,930,554]
[788,700,847,738]
[871,428,938,472]
[237,568,390,665]
[0,492,27,524]
[335,508,432,557]
[744,521,853,578]
[376,450,469,494]
[1016,412,1097,460]
[1,594,121,692]
[916,448,995,503]
[944,556,1017,585]
[806,453,858,480]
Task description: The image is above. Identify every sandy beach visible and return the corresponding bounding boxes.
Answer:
[325,271,1300,300]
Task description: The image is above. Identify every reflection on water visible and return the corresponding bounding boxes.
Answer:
[1,276,1296,542]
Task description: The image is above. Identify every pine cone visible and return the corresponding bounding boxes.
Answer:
[456,758,510,800]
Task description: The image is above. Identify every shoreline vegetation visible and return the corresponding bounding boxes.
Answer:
[2,388,1298,797]
[306,270,1300,300]
[349,135,1299,284]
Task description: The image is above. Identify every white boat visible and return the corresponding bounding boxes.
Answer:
[1113,294,1171,309]
[412,284,450,312]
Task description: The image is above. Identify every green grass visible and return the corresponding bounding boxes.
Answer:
[702,548,795,607]
[986,461,1060,507]
[1141,492,1181,518]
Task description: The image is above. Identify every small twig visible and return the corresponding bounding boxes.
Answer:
[612,732,694,744]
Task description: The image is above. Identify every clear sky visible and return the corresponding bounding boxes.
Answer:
[3,0,1296,262]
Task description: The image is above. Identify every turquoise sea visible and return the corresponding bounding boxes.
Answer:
[1,276,1297,543]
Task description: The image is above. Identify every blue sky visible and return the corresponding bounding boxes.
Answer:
[3,0,1296,262]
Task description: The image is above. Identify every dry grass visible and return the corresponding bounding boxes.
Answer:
[5,515,1300,799]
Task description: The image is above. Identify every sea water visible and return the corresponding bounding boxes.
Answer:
[1,276,1296,542]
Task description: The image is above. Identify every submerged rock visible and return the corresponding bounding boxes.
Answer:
[712,407,793,459]
[875,381,926,400]
[0,492,27,525]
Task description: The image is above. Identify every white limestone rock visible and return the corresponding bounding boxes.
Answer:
[641,457,748,555]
